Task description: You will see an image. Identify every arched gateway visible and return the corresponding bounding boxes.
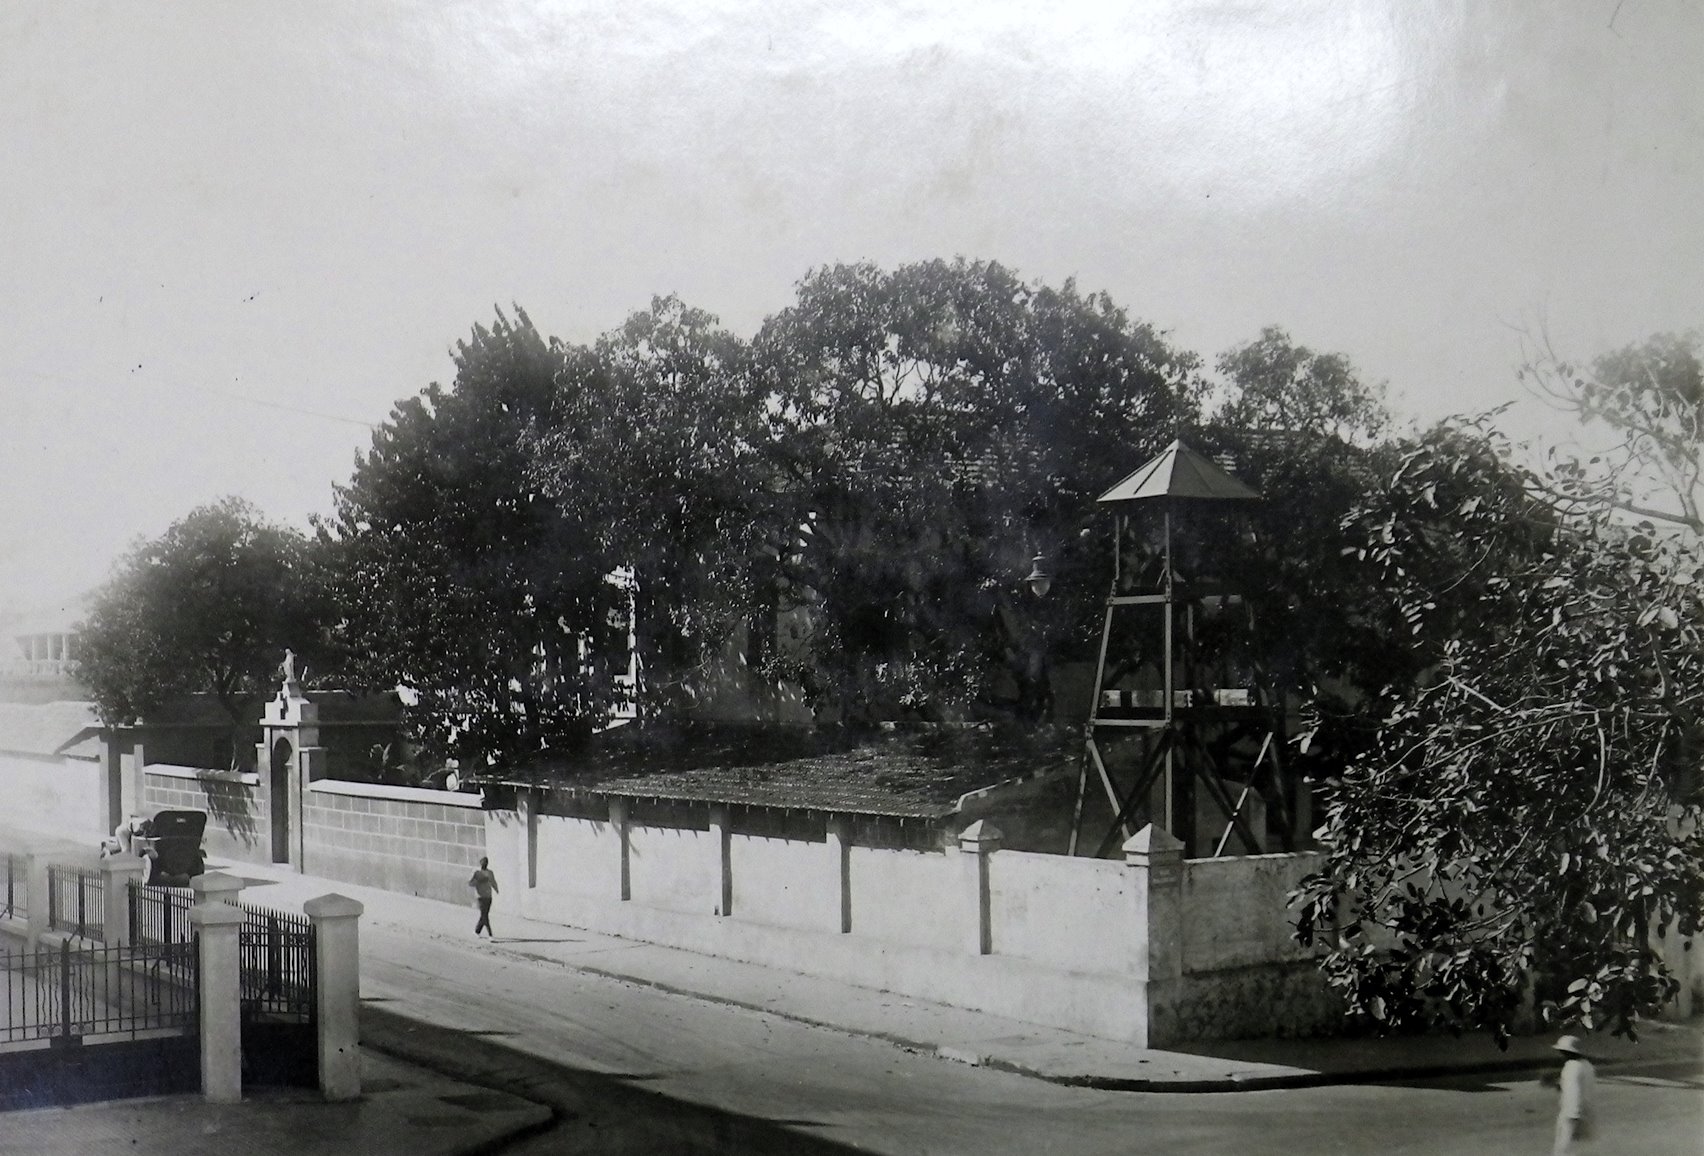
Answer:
[256,657,325,870]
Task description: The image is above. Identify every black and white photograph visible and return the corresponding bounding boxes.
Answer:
[1,3,1699,1152]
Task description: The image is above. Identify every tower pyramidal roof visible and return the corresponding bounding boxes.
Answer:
[1096,439,1261,504]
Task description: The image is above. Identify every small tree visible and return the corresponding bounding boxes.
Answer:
[1523,328,1703,535]
[1292,420,1704,1042]
[77,497,320,763]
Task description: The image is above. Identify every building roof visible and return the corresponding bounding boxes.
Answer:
[482,724,1075,820]
[1097,439,1261,505]
[0,700,102,759]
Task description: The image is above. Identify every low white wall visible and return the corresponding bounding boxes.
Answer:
[990,850,1138,973]
[534,814,621,900]
[729,834,836,932]
[0,752,103,841]
[514,881,1152,1044]
[1182,852,1321,973]
[628,825,720,915]
[847,847,961,953]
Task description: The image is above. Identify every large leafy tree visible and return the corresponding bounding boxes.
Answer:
[77,497,322,757]
[753,258,1204,721]
[1181,330,1410,779]
[524,296,770,713]
[1292,419,1704,1042]
[319,307,629,767]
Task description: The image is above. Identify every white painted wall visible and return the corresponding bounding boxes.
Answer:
[729,833,836,932]
[1182,852,1321,973]
[627,825,719,915]
[989,850,1138,973]
[847,846,961,952]
[532,813,621,900]
[0,752,102,840]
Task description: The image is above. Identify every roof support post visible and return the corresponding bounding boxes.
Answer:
[826,815,852,934]
[709,804,733,918]
[608,798,631,902]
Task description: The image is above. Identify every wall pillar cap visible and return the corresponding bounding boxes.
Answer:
[957,819,1003,853]
[190,902,245,928]
[1123,824,1185,861]
[304,893,364,920]
[101,856,146,878]
[191,871,247,902]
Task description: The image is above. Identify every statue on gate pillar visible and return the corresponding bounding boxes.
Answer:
[278,648,304,700]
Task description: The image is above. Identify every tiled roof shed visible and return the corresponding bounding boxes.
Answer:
[482,726,1076,821]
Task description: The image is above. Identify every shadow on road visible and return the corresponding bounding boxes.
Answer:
[362,1005,865,1155]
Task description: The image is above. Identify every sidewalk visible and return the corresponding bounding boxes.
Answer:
[220,856,1704,1094]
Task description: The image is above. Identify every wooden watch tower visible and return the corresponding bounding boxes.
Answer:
[1067,440,1303,859]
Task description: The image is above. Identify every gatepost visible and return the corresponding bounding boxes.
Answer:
[191,870,247,908]
[304,893,364,1101]
[24,852,48,950]
[100,855,146,946]
[100,855,147,1014]
[1125,824,1185,1048]
[191,902,245,1103]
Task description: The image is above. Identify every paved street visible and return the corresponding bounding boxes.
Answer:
[353,918,1702,1155]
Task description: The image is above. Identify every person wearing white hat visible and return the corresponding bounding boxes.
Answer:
[1551,1034,1596,1154]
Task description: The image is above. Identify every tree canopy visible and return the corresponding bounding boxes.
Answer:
[318,306,632,766]
[77,497,321,744]
[1524,328,1704,535]
[749,258,1204,721]
[1292,418,1704,1042]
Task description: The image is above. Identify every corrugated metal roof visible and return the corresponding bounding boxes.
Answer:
[1097,439,1261,504]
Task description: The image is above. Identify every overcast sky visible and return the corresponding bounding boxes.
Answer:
[2,1,1700,613]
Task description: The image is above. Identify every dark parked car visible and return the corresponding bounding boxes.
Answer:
[133,810,208,886]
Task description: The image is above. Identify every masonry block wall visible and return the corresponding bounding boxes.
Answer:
[302,782,485,905]
[142,767,266,862]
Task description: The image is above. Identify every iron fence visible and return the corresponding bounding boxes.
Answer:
[127,880,194,947]
[0,938,197,1046]
[47,865,104,941]
[238,901,316,1020]
[3,853,25,921]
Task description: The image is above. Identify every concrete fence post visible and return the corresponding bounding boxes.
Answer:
[191,902,245,1103]
[101,856,146,947]
[304,893,364,1102]
[1124,824,1185,1047]
[24,853,49,950]
[709,804,733,917]
[957,821,1002,956]
[609,799,631,901]
[190,871,247,908]
[826,815,852,934]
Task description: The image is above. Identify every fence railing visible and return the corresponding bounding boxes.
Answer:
[127,881,194,947]
[0,938,198,1046]
[238,901,316,1021]
[2,854,23,921]
[47,865,105,942]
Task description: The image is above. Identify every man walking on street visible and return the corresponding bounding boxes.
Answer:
[1551,1034,1596,1154]
[469,856,499,938]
